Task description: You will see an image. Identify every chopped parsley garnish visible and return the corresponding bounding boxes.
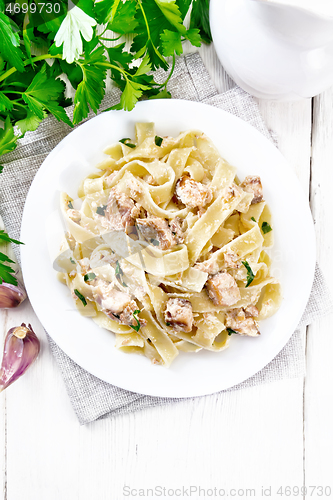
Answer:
[227,328,239,336]
[150,238,160,246]
[262,221,272,234]
[96,205,107,216]
[119,138,136,148]
[84,272,96,282]
[68,201,74,209]
[251,217,256,222]
[172,231,177,236]
[130,310,141,332]
[74,289,87,307]
[70,257,76,264]
[242,260,255,288]
[115,260,127,287]
[155,136,163,147]
[166,322,171,327]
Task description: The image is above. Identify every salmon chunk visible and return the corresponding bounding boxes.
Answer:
[240,176,263,204]
[169,217,184,244]
[225,307,260,336]
[136,217,177,250]
[106,187,142,232]
[224,248,239,269]
[175,175,213,208]
[92,280,146,328]
[194,258,220,276]
[206,271,241,307]
[164,298,194,333]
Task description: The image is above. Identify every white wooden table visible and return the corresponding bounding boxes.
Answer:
[1,45,333,500]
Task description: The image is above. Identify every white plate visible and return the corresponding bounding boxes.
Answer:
[21,99,315,398]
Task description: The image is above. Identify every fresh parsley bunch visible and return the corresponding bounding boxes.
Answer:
[0,0,211,163]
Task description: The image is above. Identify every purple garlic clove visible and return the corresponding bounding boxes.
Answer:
[0,282,27,309]
[0,324,40,392]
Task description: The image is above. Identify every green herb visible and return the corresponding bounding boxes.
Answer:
[96,205,107,216]
[166,322,171,327]
[0,252,17,286]
[84,272,96,282]
[262,221,272,234]
[0,166,4,174]
[115,260,122,278]
[0,231,24,246]
[115,260,127,287]
[74,289,87,307]
[0,1,210,160]
[69,257,76,264]
[155,135,163,146]
[68,201,73,209]
[119,138,136,148]
[227,327,239,336]
[0,231,24,285]
[112,313,120,319]
[130,309,141,332]
[251,217,256,222]
[242,260,255,288]
[150,238,159,246]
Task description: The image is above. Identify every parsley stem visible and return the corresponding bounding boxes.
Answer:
[99,36,122,42]
[157,53,176,89]
[0,54,63,83]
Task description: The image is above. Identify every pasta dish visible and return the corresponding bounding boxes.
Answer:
[57,123,281,367]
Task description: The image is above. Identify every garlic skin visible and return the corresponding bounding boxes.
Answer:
[0,324,40,392]
[0,282,27,309]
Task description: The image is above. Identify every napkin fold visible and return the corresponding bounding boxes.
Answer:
[1,53,331,425]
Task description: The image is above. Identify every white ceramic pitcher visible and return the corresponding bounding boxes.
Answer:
[210,0,333,100]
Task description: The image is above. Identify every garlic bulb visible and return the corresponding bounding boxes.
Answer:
[0,282,27,308]
[0,324,40,392]
[0,214,26,309]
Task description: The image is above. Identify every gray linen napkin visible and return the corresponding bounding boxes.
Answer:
[1,53,332,424]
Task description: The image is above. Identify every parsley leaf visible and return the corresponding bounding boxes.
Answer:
[130,309,141,332]
[0,252,17,286]
[0,117,18,157]
[16,110,44,135]
[190,0,212,44]
[227,327,239,336]
[155,136,163,146]
[96,205,107,216]
[161,29,182,56]
[251,217,256,222]
[262,221,272,234]
[150,238,159,246]
[120,79,149,112]
[54,6,97,64]
[95,0,138,34]
[242,260,255,288]
[70,257,76,264]
[0,12,24,72]
[165,322,171,327]
[21,70,73,127]
[0,230,24,246]
[73,46,107,123]
[74,288,87,306]
[84,272,96,282]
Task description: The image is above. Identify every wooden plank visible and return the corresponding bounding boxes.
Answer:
[305,85,333,491]
[4,49,310,499]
